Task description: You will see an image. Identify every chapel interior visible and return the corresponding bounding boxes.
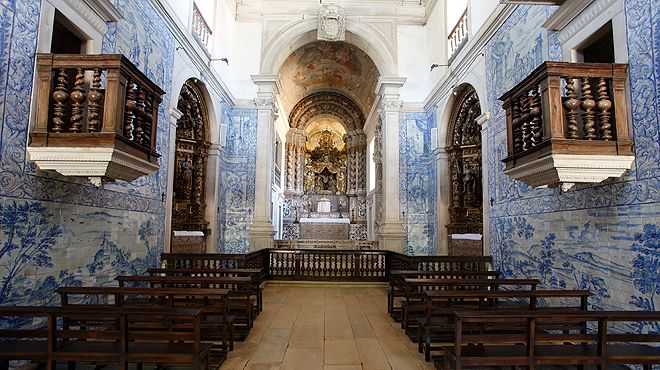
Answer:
[0,0,658,369]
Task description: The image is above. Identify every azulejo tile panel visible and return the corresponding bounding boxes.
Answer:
[0,0,175,309]
[484,1,660,316]
[217,106,258,253]
[399,110,437,255]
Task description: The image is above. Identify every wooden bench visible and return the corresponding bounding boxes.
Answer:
[147,267,264,312]
[408,278,540,360]
[442,310,660,370]
[388,270,501,320]
[57,286,232,357]
[419,288,591,362]
[0,306,212,370]
[117,275,256,337]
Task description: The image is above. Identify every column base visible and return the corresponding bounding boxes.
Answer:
[378,220,405,252]
[247,219,275,251]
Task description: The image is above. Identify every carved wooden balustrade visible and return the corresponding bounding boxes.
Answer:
[161,251,493,282]
[499,62,634,188]
[29,54,164,183]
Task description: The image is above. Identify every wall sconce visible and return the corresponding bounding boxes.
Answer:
[430,63,449,72]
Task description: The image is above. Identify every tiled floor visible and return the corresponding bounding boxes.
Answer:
[220,283,436,370]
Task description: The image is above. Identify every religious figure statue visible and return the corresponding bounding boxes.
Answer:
[177,156,194,199]
[463,166,476,195]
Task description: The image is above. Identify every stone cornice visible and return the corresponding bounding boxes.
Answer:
[556,0,620,44]
[542,0,593,31]
[149,0,237,106]
[83,0,122,22]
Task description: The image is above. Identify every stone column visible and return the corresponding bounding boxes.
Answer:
[376,77,406,252]
[435,147,450,255]
[476,112,491,256]
[164,107,183,252]
[247,75,280,250]
[204,143,222,252]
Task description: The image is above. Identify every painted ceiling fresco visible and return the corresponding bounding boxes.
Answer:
[278,41,380,115]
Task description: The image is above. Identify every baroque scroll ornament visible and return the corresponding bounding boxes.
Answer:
[318,5,345,42]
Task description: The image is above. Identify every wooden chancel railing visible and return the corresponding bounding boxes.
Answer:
[499,62,634,188]
[161,250,493,282]
[29,54,164,183]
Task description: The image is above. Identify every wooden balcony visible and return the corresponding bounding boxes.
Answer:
[499,62,633,189]
[28,54,164,185]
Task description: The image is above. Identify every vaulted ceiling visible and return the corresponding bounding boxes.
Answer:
[278,41,380,117]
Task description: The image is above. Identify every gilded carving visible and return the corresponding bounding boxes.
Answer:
[173,81,210,232]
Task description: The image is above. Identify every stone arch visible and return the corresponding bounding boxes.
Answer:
[261,19,397,77]
[288,92,365,132]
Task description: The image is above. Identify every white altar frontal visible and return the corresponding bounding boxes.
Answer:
[300,215,350,240]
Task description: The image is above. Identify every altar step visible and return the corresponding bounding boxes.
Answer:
[274,239,377,250]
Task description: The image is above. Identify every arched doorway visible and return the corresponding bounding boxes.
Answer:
[171,80,211,241]
[446,85,483,254]
[276,41,378,243]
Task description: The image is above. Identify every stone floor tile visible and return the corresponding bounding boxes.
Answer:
[289,325,324,348]
[324,339,361,365]
[249,327,292,364]
[281,347,323,370]
[355,338,391,369]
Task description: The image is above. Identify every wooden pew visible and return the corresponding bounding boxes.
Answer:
[419,288,591,362]
[388,270,501,321]
[443,310,660,370]
[0,306,212,370]
[408,278,540,360]
[147,267,263,312]
[57,286,232,357]
[116,275,256,337]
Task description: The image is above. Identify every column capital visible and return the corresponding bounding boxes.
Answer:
[476,112,491,130]
[168,106,183,127]
[375,76,406,97]
[251,74,281,94]
[433,146,449,160]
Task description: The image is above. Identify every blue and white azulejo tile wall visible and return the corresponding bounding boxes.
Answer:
[0,0,175,308]
[484,2,659,316]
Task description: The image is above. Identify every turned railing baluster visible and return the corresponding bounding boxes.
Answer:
[529,85,543,146]
[520,95,532,151]
[134,85,146,144]
[87,68,103,132]
[580,77,597,140]
[512,99,523,153]
[124,79,136,140]
[596,77,613,140]
[564,77,580,139]
[51,68,70,133]
[69,68,86,133]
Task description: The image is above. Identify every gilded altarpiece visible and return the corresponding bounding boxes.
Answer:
[447,88,483,236]
[281,93,367,241]
[172,82,211,235]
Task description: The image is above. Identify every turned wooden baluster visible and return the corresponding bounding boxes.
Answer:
[51,68,70,133]
[512,99,523,153]
[69,68,86,133]
[580,77,597,140]
[564,77,580,139]
[133,85,146,144]
[520,94,532,151]
[124,79,136,139]
[529,85,543,147]
[87,68,103,132]
[596,77,613,140]
[142,93,154,147]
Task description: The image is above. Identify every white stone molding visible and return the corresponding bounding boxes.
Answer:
[556,0,618,43]
[476,112,491,130]
[542,0,594,31]
[84,0,123,22]
[504,154,635,188]
[27,147,159,182]
[318,4,346,41]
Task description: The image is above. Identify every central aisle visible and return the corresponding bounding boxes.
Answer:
[220,284,435,370]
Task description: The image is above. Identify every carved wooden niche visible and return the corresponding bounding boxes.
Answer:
[447,87,483,235]
[172,81,210,232]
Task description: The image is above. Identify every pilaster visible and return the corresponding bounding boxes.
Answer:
[164,107,183,253]
[434,147,450,255]
[248,75,280,250]
[476,112,491,256]
[375,77,406,252]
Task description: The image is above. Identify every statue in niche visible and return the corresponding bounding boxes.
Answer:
[462,165,476,198]
[177,156,194,199]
